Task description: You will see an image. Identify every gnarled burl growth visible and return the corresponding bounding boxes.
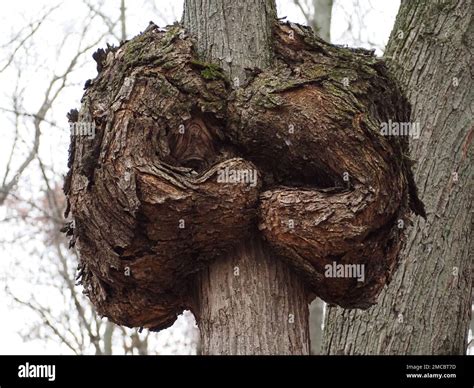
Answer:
[64,22,424,330]
[228,23,424,307]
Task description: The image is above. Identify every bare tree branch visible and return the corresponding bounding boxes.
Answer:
[6,287,80,354]
[0,14,115,206]
[0,5,61,73]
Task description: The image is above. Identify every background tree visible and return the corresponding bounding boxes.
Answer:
[293,0,333,41]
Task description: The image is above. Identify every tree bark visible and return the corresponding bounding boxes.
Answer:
[305,0,334,351]
[120,0,127,42]
[103,321,115,355]
[183,0,276,84]
[194,237,310,355]
[288,4,334,349]
[65,0,422,356]
[322,0,473,355]
[184,0,311,355]
[309,298,324,354]
[312,0,332,42]
[293,0,333,42]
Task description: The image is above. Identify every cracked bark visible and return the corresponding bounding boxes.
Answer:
[184,0,310,355]
[65,0,422,355]
[322,0,473,355]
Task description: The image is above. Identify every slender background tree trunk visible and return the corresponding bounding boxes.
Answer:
[293,0,333,42]
[312,0,332,41]
[184,0,311,355]
[322,0,472,355]
[309,298,324,354]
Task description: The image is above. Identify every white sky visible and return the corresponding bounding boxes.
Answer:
[5,0,454,356]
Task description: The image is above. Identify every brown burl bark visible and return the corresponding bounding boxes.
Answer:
[64,21,424,330]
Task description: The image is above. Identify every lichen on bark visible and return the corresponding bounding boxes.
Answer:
[64,20,423,330]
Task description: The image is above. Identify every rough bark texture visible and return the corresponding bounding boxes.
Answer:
[184,0,310,355]
[182,0,277,83]
[64,1,423,354]
[229,23,423,308]
[305,0,334,353]
[322,0,473,355]
[194,237,310,355]
[65,25,262,330]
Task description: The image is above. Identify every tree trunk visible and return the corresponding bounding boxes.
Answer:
[65,0,422,356]
[194,237,310,355]
[102,321,115,355]
[309,298,324,354]
[184,0,311,355]
[293,0,333,42]
[120,0,127,42]
[322,0,473,355]
[311,0,333,42]
[305,0,334,353]
[183,0,276,84]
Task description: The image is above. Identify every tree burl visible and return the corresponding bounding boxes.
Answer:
[64,21,424,331]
